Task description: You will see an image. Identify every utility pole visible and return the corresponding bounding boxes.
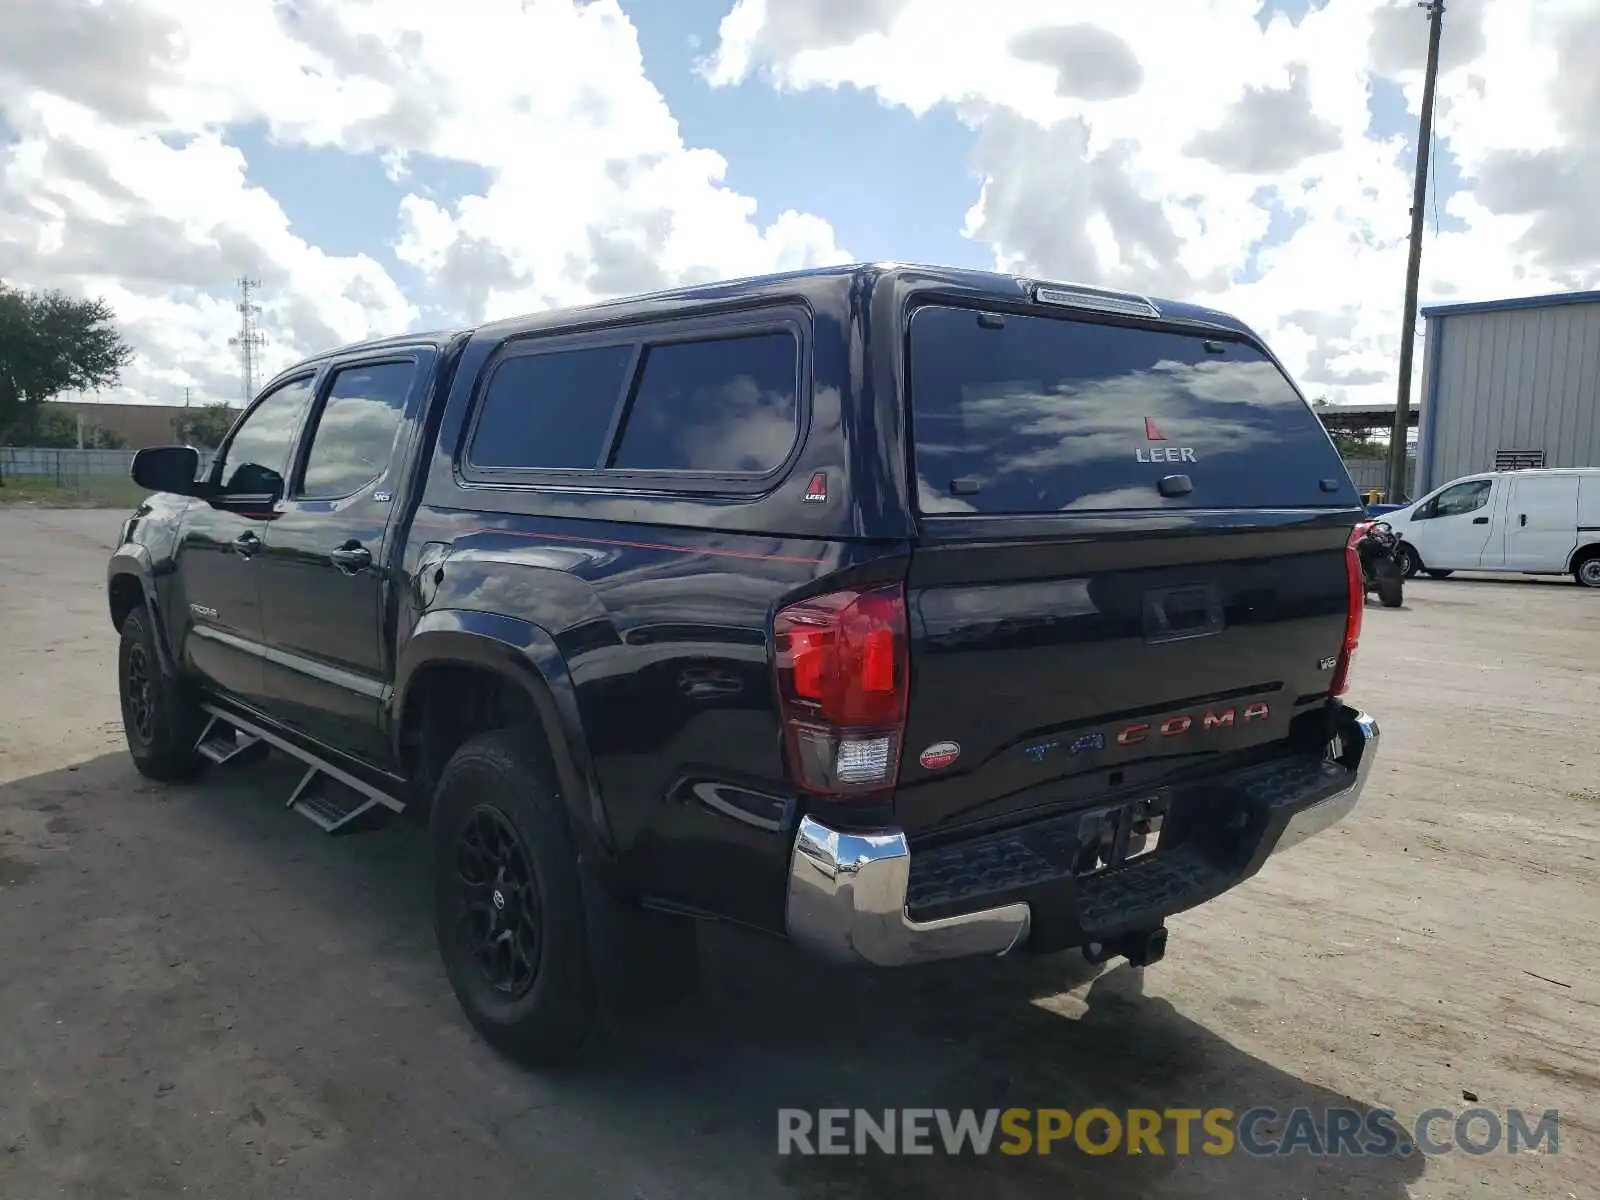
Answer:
[184,386,192,408]
[228,277,266,404]
[1387,0,1445,504]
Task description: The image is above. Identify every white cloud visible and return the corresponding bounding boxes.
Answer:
[0,0,848,408]
[704,0,1600,405]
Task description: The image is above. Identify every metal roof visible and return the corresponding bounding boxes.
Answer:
[1420,289,1600,320]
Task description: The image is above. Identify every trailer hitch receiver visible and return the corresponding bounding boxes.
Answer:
[1083,925,1168,968]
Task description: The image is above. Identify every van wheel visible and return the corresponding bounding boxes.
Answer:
[1395,544,1422,579]
[1575,553,1600,589]
[429,729,597,1065]
[1423,569,1454,580]
[118,606,206,781]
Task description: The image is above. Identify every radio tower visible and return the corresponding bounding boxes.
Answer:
[229,276,266,403]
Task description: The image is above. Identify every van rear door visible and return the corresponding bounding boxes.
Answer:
[896,300,1362,840]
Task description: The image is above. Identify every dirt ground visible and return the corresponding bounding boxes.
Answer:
[0,505,1594,1200]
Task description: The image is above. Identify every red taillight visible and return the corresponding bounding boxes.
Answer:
[1330,525,1365,697]
[773,582,909,797]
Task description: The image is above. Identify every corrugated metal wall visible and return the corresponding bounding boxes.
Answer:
[1344,456,1415,497]
[1418,300,1600,493]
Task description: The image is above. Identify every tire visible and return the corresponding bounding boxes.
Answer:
[1575,554,1600,589]
[1396,543,1422,579]
[118,606,206,781]
[427,728,699,1064]
[1378,573,1404,608]
[1423,569,1454,580]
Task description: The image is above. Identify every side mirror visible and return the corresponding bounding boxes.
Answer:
[130,446,202,496]
[218,462,284,510]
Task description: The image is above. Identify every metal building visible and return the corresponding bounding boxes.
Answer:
[1416,289,1600,495]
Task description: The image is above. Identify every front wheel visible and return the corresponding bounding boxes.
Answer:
[1575,555,1600,589]
[118,607,206,781]
[1395,543,1422,579]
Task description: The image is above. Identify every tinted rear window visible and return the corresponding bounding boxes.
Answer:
[469,345,633,470]
[908,305,1351,514]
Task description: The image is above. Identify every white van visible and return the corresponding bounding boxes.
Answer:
[1381,468,1600,587]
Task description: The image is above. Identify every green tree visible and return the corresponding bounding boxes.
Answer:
[1330,429,1384,459]
[171,402,239,449]
[16,407,128,449]
[29,407,85,448]
[0,282,135,481]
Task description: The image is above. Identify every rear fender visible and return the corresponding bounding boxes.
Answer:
[392,609,617,868]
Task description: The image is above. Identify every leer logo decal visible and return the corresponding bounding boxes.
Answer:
[919,741,961,770]
[1137,414,1197,464]
[802,471,828,503]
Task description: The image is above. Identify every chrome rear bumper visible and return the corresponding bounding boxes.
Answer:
[785,820,1032,967]
[784,705,1380,967]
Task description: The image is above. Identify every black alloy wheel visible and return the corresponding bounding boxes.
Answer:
[454,805,543,999]
[117,606,205,781]
[124,641,156,747]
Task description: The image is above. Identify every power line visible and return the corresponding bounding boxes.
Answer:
[1429,101,1441,236]
[228,276,266,404]
[1387,0,1446,505]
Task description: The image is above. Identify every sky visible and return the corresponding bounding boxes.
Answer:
[2,0,1597,412]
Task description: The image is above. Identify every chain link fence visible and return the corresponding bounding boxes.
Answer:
[0,446,215,507]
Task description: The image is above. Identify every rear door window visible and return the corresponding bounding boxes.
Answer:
[908,304,1352,514]
[298,361,413,499]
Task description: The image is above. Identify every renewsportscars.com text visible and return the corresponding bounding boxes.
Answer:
[777,1106,1560,1158]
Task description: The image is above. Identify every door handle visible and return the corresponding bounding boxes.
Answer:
[232,531,260,558]
[1472,517,1488,525]
[329,543,372,574]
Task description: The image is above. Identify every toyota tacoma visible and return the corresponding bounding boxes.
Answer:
[107,263,1381,1063]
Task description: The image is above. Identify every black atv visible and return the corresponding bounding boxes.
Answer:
[1355,520,1405,608]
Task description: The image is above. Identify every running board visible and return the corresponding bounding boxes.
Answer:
[197,704,406,834]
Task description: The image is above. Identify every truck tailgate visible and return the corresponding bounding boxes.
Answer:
[897,522,1352,836]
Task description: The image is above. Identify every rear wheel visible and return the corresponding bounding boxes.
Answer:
[118,607,206,781]
[431,730,596,1064]
[1575,553,1600,589]
[1378,571,1404,607]
[428,728,698,1065]
[1423,569,1454,580]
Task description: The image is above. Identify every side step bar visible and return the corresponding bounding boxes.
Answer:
[197,704,405,835]
[195,716,268,767]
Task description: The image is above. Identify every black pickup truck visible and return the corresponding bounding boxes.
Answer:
[108,263,1380,1063]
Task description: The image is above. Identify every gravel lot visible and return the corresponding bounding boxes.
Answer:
[1,505,1595,1200]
